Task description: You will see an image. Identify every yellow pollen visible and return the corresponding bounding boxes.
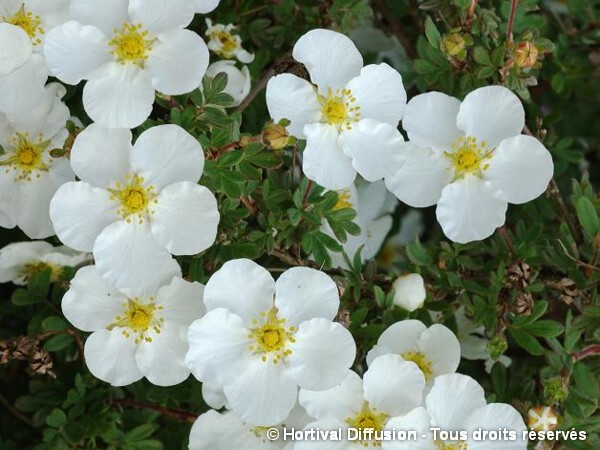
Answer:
[109,22,154,66]
[249,307,295,363]
[217,31,237,53]
[21,261,63,283]
[445,136,491,179]
[401,351,433,382]
[334,189,353,210]
[345,403,388,447]
[319,87,361,130]
[5,5,44,45]
[0,133,50,182]
[108,297,164,344]
[109,174,156,223]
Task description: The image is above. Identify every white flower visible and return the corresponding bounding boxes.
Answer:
[0,240,90,285]
[386,373,527,450]
[49,123,219,294]
[0,82,74,238]
[528,406,558,432]
[194,0,221,14]
[322,180,394,268]
[205,19,254,63]
[185,259,356,426]
[62,265,205,386]
[1,0,70,50]
[366,320,460,384]
[378,210,424,267]
[189,403,308,450]
[44,0,209,128]
[392,273,426,312]
[0,23,47,114]
[266,28,406,190]
[205,60,251,107]
[297,354,425,450]
[385,86,554,243]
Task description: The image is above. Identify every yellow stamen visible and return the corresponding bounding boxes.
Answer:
[401,351,433,382]
[0,133,50,182]
[108,297,164,344]
[345,402,388,447]
[248,307,296,363]
[319,88,361,131]
[4,5,44,45]
[108,174,157,223]
[109,23,154,67]
[445,135,491,179]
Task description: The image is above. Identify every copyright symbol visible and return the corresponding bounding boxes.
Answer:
[267,428,280,440]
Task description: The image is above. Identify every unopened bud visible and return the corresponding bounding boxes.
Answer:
[443,33,466,56]
[528,406,558,432]
[262,122,295,150]
[514,41,539,68]
[544,377,568,403]
[489,335,508,360]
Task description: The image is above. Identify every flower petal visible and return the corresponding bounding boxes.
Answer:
[485,135,553,204]
[402,92,462,151]
[70,123,132,188]
[189,410,251,450]
[0,241,54,283]
[456,86,525,149]
[201,382,227,409]
[345,63,406,125]
[293,29,362,92]
[340,119,405,182]
[186,308,251,385]
[83,63,155,129]
[61,265,125,332]
[392,273,426,312]
[303,123,356,190]
[194,0,220,13]
[266,74,321,139]
[84,328,144,386]
[155,277,205,326]
[299,370,364,421]
[0,24,32,75]
[275,267,339,327]
[43,21,111,85]
[70,0,129,36]
[385,408,435,450]
[49,181,118,252]
[384,142,452,207]
[93,219,182,295]
[364,354,425,416]
[417,324,461,377]
[203,259,275,325]
[365,320,426,366]
[129,0,195,35]
[465,403,527,450]
[0,54,47,114]
[151,182,219,254]
[224,359,297,426]
[436,176,507,244]
[131,124,205,190]
[146,29,209,95]
[287,318,356,390]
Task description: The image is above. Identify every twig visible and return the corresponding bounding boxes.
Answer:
[498,226,516,258]
[557,240,599,271]
[240,195,257,215]
[572,344,600,362]
[301,180,313,207]
[506,0,518,45]
[108,398,197,423]
[270,249,303,266]
[548,179,582,249]
[0,392,34,427]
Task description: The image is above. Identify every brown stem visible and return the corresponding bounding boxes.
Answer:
[572,344,600,362]
[549,179,582,249]
[240,195,257,216]
[108,398,197,423]
[0,392,34,427]
[506,0,518,45]
[270,249,303,266]
[498,226,516,258]
[302,180,313,207]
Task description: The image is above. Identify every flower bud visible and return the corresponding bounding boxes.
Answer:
[443,33,466,56]
[392,273,426,312]
[514,41,539,69]
[262,121,295,150]
[489,334,508,360]
[528,406,558,432]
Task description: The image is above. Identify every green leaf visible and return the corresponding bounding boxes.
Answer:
[11,289,40,306]
[43,334,74,352]
[406,240,433,266]
[46,409,67,428]
[472,46,492,65]
[424,16,442,48]
[509,328,545,355]
[575,197,600,236]
[522,320,564,338]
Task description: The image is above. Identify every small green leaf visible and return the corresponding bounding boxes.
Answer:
[46,409,68,428]
[424,16,442,48]
[575,197,600,236]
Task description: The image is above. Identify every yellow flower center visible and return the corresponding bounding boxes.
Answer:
[217,31,238,53]
[109,23,154,67]
[334,188,353,210]
[21,261,63,283]
[319,88,361,131]
[0,133,50,182]
[4,5,44,45]
[445,136,491,179]
[346,403,388,447]
[109,174,157,223]
[248,307,296,364]
[401,351,433,382]
[108,297,164,344]
[435,441,468,450]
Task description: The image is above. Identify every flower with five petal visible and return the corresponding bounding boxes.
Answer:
[49,123,219,294]
[205,19,254,63]
[266,28,406,190]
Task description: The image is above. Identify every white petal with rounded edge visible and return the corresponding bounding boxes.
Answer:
[287,318,356,390]
[385,142,452,207]
[61,266,125,332]
[402,92,462,151]
[189,410,252,450]
[129,0,195,35]
[131,124,205,190]
[151,182,219,255]
[436,176,508,244]
[303,123,356,190]
[43,21,110,85]
[93,220,181,295]
[364,354,425,417]
[49,182,118,252]
[146,29,209,95]
[466,403,527,450]
[456,86,525,149]
[135,323,190,386]
[418,324,461,377]
[385,408,435,450]
[275,267,339,327]
[83,63,155,129]
[156,277,205,326]
[299,370,364,421]
[84,329,143,386]
[425,373,486,430]
[194,0,220,13]
[204,259,275,325]
[70,0,129,36]
[70,124,132,188]
[293,29,362,92]
[266,74,321,139]
[201,382,228,409]
[294,419,350,450]
[0,54,47,114]
[340,119,405,182]
[345,63,406,125]
[224,358,297,426]
[392,273,426,312]
[486,135,553,204]
[186,308,251,385]
[0,241,53,283]
[0,24,31,75]
[365,320,426,366]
